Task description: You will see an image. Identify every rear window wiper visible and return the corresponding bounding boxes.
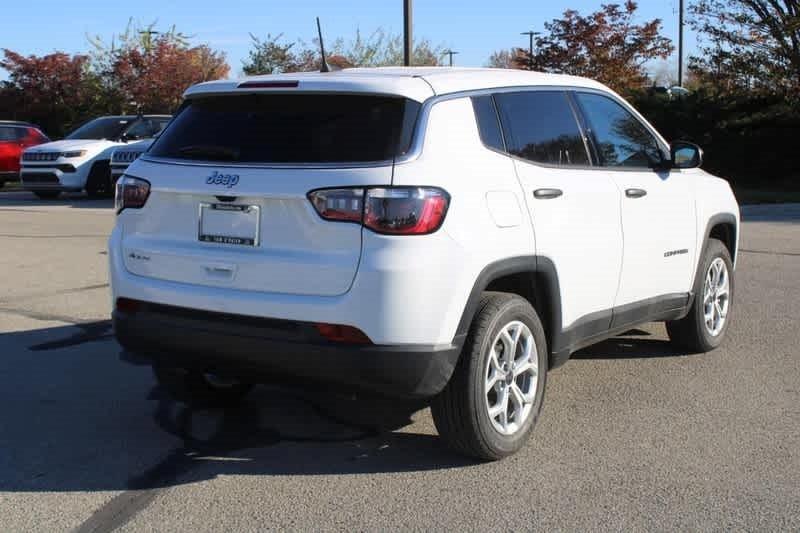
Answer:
[177,145,240,161]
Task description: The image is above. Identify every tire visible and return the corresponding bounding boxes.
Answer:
[153,364,254,408]
[431,292,548,461]
[666,238,734,353]
[85,161,112,198]
[34,191,60,199]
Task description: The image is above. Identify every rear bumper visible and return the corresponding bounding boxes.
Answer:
[0,170,19,182]
[114,301,462,399]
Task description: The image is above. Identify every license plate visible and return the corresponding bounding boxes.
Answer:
[198,203,260,246]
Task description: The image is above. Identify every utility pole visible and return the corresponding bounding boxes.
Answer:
[403,0,413,66]
[139,29,160,54]
[678,0,684,87]
[442,49,459,67]
[520,30,539,70]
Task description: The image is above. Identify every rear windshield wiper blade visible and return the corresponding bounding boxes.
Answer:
[177,145,240,161]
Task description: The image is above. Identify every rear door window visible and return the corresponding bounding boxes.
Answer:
[494,91,590,166]
[149,94,421,164]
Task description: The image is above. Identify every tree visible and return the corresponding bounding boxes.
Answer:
[486,49,513,68]
[488,2,673,93]
[332,29,443,67]
[86,20,228,113]
[0,50,93,135]
[241,28,442,75]
[242,33,299,75]
[689,0,800,95]
[112,38,229,112]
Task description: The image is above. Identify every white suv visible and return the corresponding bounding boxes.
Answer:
[110,68,739,460]
[21,115,170,199]
[110,138,157,183]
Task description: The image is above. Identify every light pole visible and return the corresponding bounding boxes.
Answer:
[442,49,459,67]
[678,0,684,87]
[403,0,413,66]
[520,30,539,70]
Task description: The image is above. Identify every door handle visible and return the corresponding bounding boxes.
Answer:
[533,188,563,200]
[625,188,647,198]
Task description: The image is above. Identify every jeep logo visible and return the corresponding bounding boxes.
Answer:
[206,171,239,188]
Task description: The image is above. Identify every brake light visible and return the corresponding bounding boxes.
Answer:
[308,186,449,235]
[364,187,449,235]
[115,176,150,213]
[237,80,299,89]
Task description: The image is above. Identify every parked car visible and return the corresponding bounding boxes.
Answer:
[110,68,739,460]
[0,121,49,187]
[110,138,156,183]
[20,114,171,199]
[668,86,691,99]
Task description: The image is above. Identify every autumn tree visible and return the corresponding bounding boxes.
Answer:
[112,38,229,112]
[689,0,800,95]
[89,20,229,113]
[489,2,673,93]
[0,50,94,135]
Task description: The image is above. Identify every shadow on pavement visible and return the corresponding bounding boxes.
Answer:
[0,190,113,209]
[0,322,695,494]
[572,329,691,360]
[740,203,800,223]
[0,323,475,495]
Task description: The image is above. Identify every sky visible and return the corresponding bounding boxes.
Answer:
[1,0,699,79]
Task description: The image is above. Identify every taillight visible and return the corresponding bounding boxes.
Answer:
[307,188,363,223]
[115,176,150,213]
[308,186,450,235]
[364,187,449,235]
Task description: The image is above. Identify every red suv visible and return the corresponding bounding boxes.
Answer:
[0,121,49,187]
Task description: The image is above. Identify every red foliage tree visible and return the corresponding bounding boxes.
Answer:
[490,2,673,93]
[0,50,92,135]
[112,38,229,113]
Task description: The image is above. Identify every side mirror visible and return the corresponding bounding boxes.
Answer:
[671,141,703,169]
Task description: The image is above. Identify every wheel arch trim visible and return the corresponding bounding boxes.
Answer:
[454,255,564,368]
[687,212,738,310]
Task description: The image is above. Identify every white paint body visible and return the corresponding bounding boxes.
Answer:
[109,67,740,346]
[20,139,122,191]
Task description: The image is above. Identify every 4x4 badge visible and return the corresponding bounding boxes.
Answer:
[206,170,239,188]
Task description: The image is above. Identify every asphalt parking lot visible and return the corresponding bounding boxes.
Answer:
[1,190,798,531]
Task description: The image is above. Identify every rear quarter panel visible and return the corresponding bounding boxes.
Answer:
[391,96,535,343]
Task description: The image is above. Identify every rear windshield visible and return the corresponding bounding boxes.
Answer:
[148,94,421,163]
